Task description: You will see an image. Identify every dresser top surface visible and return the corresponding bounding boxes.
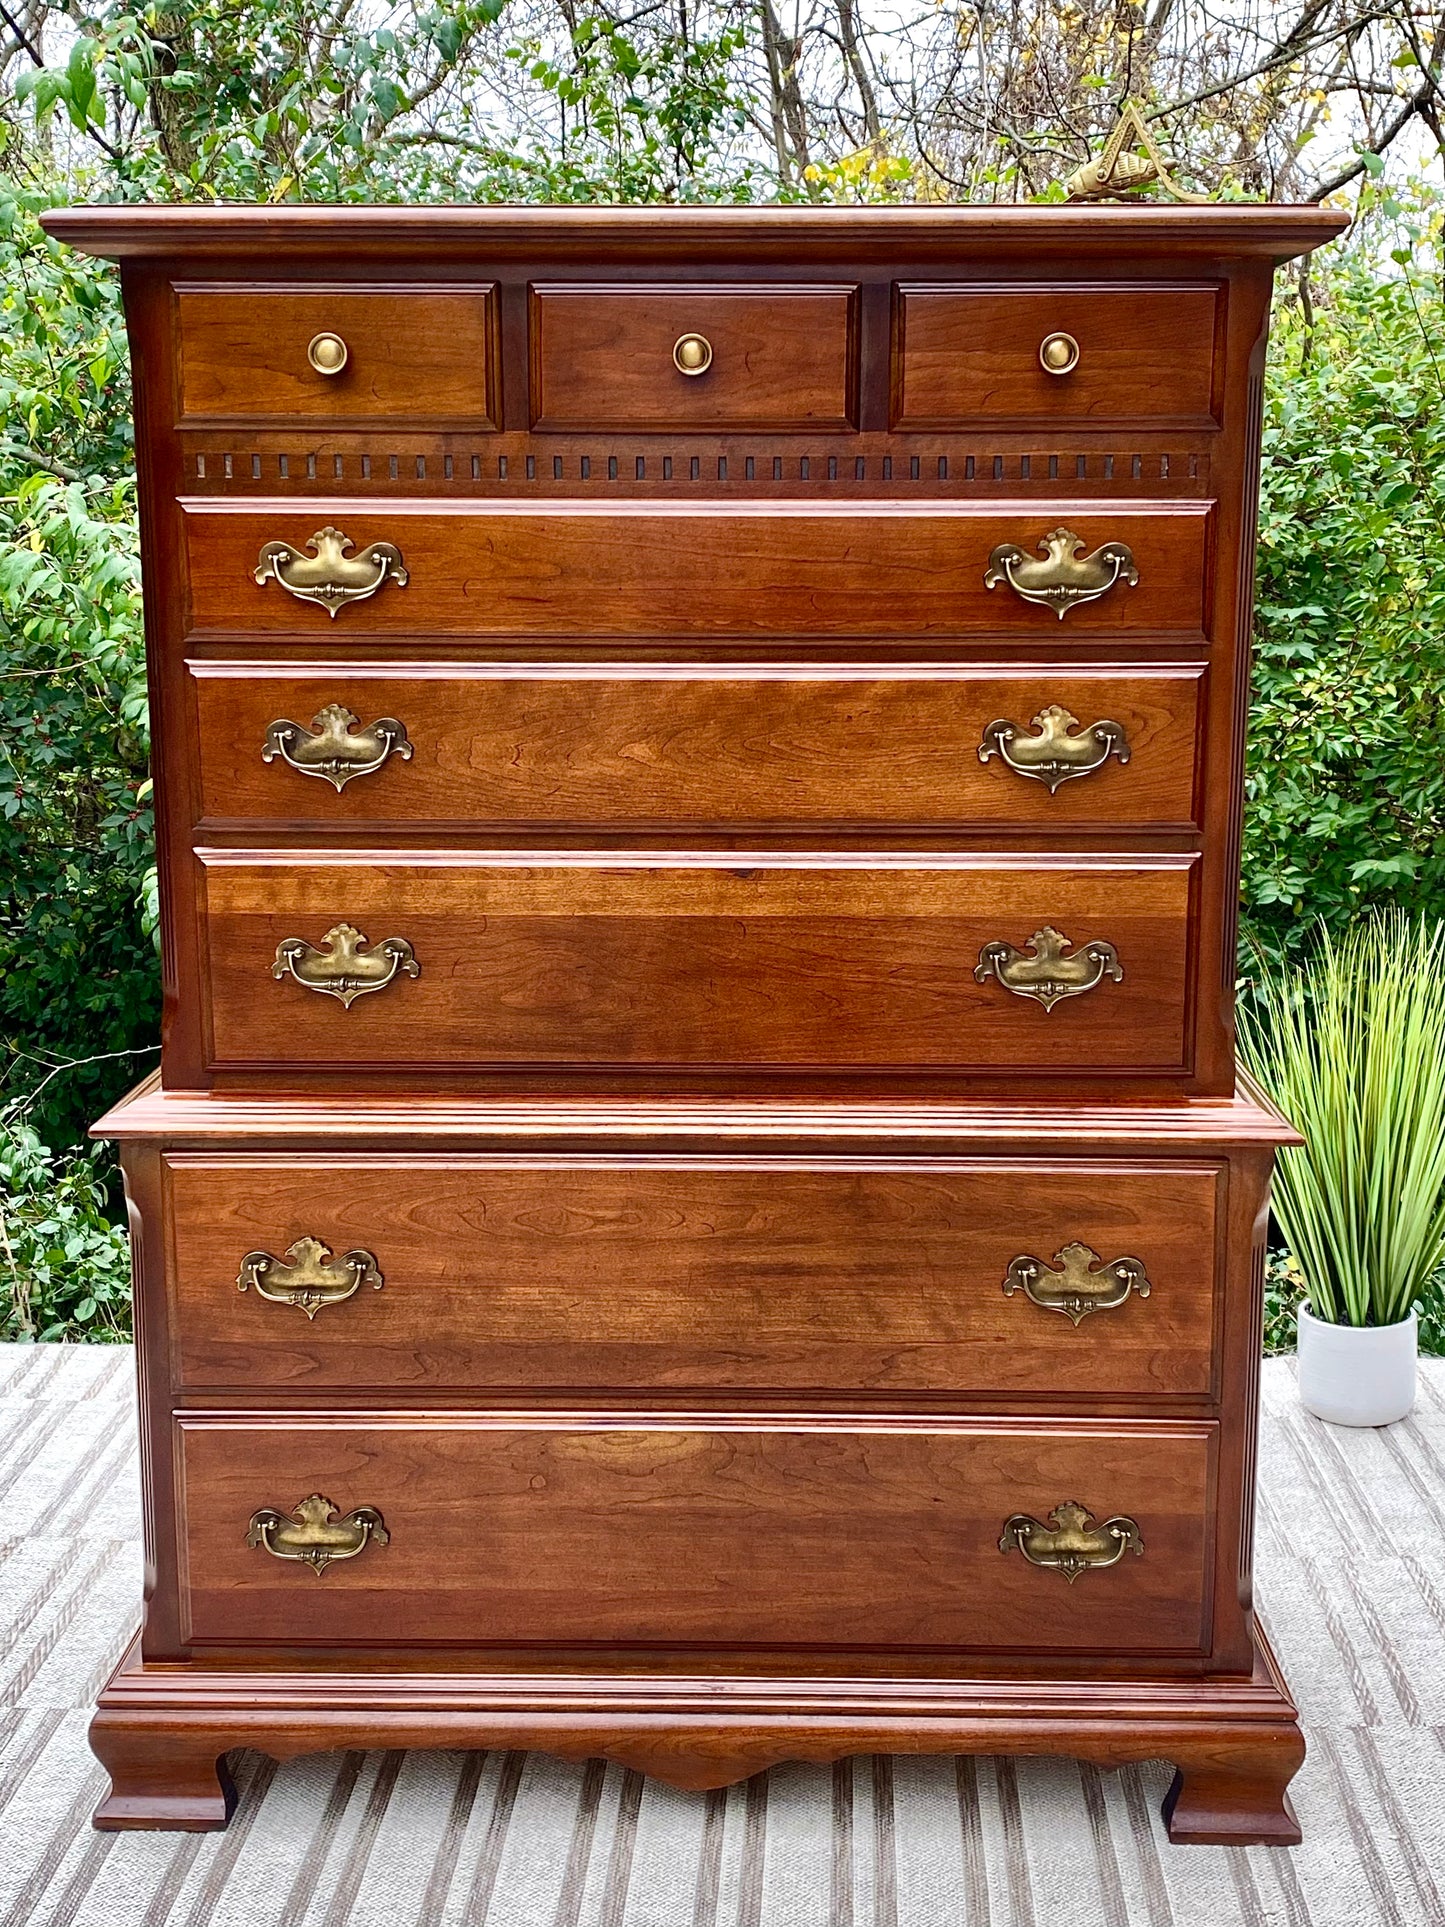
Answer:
[42,201,1348,267]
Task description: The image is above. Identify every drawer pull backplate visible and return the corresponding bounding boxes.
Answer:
[263,703,413,791]
[247,1494,389,1576]
[1002,1241,1151,1325]
[999,1501,1144,1582]
[253,525,409,619]
[974,925,1123,1012]
[984,526,1138,620]
[272,921,420,1008]
[237,1235,383,1319]
[978,705,1130,793]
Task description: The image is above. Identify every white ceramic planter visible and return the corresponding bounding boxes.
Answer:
[1296,1302,1418,1426]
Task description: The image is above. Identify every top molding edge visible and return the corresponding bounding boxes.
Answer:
[93,1071,1302,1150]
[41,202,1350,266]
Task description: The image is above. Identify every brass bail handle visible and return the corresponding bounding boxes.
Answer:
[247,1494,389,1576]
[999,1501,1144,1582]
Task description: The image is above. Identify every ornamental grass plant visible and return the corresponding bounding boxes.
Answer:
[1239,911,1445,1330]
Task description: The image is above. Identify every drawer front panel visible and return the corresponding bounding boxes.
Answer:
[199,854,1195,1073]
[166,1156,1220,1395]
[192,664,1204,829]
[176,288,498,426]
[893,287,1219,428]
[530,286,857,431]
[185,502,1212,638]
[176,1416,1215,1652]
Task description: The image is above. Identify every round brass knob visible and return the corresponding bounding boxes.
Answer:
[673,332,713,377]
[1039,332,1080,376]
[307,332,349,376]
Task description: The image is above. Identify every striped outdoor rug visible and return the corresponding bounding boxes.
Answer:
[1,1344,1442,1927]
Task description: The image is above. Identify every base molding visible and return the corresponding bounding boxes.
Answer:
[91,1628,1303,1845]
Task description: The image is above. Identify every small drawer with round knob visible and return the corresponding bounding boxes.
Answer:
[893,285,1220,428]
[530,284,858,431]
[176,286,498,426]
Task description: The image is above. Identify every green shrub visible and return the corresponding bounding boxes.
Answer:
[0,1120,132,1341]
[1245,194,1445,959]
[0,188,158,1157]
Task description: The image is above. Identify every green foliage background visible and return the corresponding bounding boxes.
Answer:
[1246,188,1445,960]
[3,18,1444,1341]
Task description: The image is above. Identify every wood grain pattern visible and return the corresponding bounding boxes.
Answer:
[175,287,498,427]
[164,1154,1221,1395]
[174,1414,1216,1652]
[530,286,857,431]
[48,204,1345,1840]
[184,500,1213,639]
[197,852,1196,1072]
[893,286,1219,428]
[190,661,1205,830]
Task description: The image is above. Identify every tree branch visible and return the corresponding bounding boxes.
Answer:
[0,439,82,483]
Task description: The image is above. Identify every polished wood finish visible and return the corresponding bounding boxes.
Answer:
[199,852,1195,1073]
[530,285,857,432]
[175,287,498,429]
[185,499,1211,640]
[43,202,1349,262]
[892,286,1220,428]
[176,1414,1215,1651]
[48,202,1346,1843]
[191,662,1205,831]
[166,1154,1221,1395]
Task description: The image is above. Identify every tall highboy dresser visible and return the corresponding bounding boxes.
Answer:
[46,202,1345,1841]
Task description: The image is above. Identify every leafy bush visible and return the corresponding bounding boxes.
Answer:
[0,1120,132,1341]
[0,188,158,1159]
[1245,190,1445,960]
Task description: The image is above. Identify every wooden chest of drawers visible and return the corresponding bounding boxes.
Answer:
[45,201,1344,1844]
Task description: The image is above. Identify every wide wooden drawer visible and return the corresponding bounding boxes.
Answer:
[197,852,1196,1074]
[191,663,1205,830]
[175,1415,1216,1652]
[165,1155,1221,1395]
[530,285,856,432]
[893,286,1220,429]
[185,501,1212,639]
[175,286,498,428]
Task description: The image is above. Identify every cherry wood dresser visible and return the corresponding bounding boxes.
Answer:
[45,202,1344,1842]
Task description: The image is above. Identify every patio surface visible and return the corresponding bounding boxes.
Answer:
[1,1342,1442,1927]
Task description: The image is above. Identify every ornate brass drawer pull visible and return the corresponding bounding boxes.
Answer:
[247,1494,389,1576]
[974,925,1123,1012]
[253,525,408,619]
[673,332,713,376]
[272,921,419,1008]
[999,1501,1143,1583]
[263,704,413,792]
[978,705,1130,793]
[237,1236,383,1319]
[984,526,1139,620]
[1039,331,1080,375]
[1002,1241,1150,1326]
